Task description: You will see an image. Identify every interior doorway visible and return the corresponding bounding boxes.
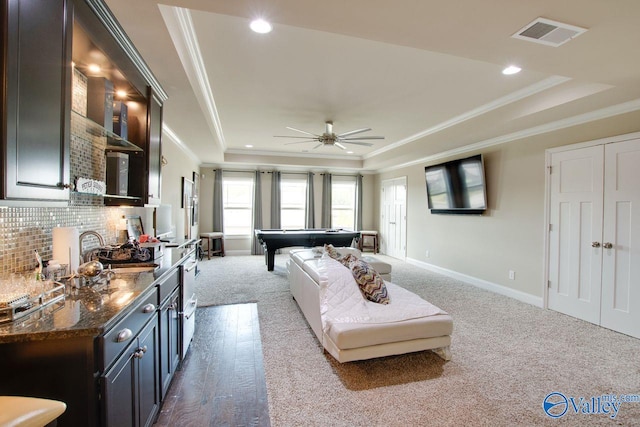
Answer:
[380,177,407,259]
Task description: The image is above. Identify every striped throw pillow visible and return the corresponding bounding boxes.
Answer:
[348,259,390,304]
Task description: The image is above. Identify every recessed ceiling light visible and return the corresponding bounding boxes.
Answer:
[245,144,253,148]
[88,64,101,73]
[116,90,128,98]
[250,18,272,34]
[347,151,354,154]
[502,65,522,75]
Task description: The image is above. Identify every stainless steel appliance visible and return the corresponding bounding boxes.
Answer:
[181,254,198,358]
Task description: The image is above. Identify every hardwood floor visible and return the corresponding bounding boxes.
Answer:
[155,303,270,427]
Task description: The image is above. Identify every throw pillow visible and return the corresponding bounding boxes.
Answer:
[337,253,357,267]
[348,259,390,304]
[324,244,339,259]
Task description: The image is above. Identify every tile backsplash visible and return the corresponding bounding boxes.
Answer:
[0,206,124,275]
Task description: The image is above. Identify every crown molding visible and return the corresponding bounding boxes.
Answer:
[160,6,226,149]
[365,75,571,160]
[163,125,201,164]
[85,0,168,102]
[224,148,363,161]
[377,97,640,173]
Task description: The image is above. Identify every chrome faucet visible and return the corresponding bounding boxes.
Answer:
[79,230,105,263]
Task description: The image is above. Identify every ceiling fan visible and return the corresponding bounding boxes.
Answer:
[275,121,384,150]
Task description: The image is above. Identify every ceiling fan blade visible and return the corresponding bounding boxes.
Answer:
[334,142,347,150]
[285,126,320,137]
[312,143,323,150]
[274,135,318,139]
[284,140,319,145]
[340,141,374,147]
[339,136,385,140]
[336,127,371,138]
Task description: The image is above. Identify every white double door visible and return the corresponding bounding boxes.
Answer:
[547,136,640,338]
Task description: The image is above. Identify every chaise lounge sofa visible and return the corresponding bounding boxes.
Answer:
[287,247,453,363]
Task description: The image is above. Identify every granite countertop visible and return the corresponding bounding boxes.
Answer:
[0,247,194,344]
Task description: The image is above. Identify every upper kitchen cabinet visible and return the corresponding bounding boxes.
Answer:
[1,0,73,201]
[73,0,167,207]
[1,0,167,204]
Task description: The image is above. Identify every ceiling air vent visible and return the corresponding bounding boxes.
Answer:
[512,17,587,47]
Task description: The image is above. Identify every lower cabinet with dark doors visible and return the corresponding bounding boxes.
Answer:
[101,313,160,427]
[158,268,181,399]
[100,287,160,427]
[0,257,191,426]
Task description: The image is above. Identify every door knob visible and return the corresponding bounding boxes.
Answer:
[591,242,601,248]
[603,242,613,249]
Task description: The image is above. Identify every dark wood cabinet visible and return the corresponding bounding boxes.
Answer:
[147,91,163,206]
[159,288,180,399]
[127,88,163,206]
[1,0,72,200]
[1,0,167,204]
[102,316,160,427]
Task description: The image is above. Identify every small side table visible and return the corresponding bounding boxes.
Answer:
[358,230,379,254]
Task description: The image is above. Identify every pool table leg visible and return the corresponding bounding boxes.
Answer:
[266,250,275,271]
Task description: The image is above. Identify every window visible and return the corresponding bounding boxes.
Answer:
[280,175,306,229]
[222,174,254,236]
[331,177,356,230]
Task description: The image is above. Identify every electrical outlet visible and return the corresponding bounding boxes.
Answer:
[509,270,515,280]
[425,250,430,258]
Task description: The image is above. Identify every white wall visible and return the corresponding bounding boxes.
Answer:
[160,137,200,239]
[376,111,640,300]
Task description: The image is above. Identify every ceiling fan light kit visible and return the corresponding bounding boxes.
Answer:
[275,121,384,150]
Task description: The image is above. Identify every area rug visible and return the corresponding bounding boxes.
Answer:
[195,254,640,426]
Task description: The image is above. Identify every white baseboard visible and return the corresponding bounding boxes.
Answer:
[220,250,252,256]
[405,257,544,308]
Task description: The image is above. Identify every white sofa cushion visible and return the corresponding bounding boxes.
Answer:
[327,314,454,350]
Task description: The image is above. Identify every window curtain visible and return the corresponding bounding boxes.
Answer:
[270,171,281,229]
[212,169,223,233]
[305,172,315,229]
[321,173,332,228]
[251,171,264,255]
[355,174,363,231]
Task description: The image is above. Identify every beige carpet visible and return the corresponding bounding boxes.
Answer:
[195,254,640,426]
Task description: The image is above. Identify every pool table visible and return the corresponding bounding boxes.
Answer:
[254,229,361,271]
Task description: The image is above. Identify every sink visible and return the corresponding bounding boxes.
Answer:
[106,263,159,274]
[110,267,156,273]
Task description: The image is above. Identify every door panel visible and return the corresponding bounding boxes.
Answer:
[380,178,406,259]
[547,146,603,324]
[600,139,640,338]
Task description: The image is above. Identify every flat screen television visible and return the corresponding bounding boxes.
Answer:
[425,154,487,214]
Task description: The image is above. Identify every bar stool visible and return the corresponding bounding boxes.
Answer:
[0,396,66,427]
[200,232,225,259]
[358,230,379,254]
